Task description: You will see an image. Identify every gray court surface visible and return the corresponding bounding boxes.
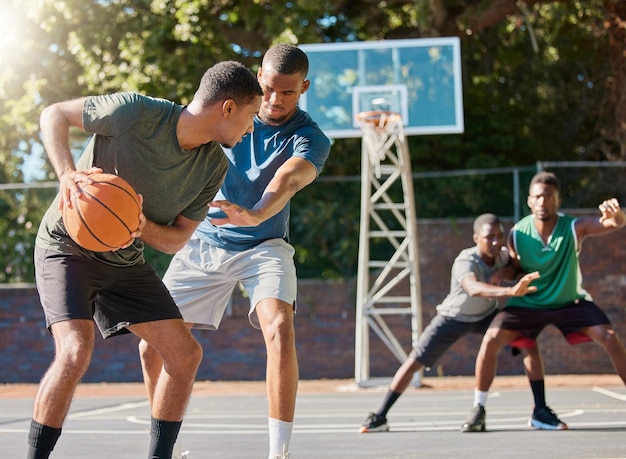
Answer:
[2,379,625,459]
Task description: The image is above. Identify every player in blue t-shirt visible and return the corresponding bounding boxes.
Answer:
[139,44,331,459]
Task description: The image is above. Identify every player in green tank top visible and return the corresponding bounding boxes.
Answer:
[462,171,626,433]
[507,212,588,309]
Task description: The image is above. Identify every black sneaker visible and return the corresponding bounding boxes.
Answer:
[461,405,486,432]
[529,406,568,430]
[359,412,389,433]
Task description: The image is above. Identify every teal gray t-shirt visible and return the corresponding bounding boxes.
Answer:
[436,246,509,322]
[195,108,331,251]
[36,92,227,266]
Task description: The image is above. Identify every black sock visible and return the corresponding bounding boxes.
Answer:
[27,419,62,459]
[530,379,546,409]
[148,417,182,459]
[377,390,402,417]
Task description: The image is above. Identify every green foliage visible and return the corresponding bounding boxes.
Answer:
[0,0,623,282]
[290,178,361,279]
[0,187,57,283]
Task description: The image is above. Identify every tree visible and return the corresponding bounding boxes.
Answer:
[0,0,624,281]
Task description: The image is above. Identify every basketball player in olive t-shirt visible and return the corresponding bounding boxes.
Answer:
[29,61,261,459]
[462,171,626,433]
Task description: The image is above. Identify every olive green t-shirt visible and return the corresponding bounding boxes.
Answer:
[435,246,509,322]
[36,92,227,267]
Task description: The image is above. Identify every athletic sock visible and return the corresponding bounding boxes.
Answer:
[473,388,489,407]
[148,417,182,459]
[27,419,62,459]
[377,390,401,417]
[268,417,292,459]
[530,379,547,409]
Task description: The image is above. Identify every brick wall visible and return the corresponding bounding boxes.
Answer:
[2,215,625,384]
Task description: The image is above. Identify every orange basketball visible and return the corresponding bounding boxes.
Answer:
[62,173,141,252]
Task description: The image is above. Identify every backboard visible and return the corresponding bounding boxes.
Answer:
[299,37,464,139]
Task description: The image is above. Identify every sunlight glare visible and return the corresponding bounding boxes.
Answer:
[0,1,28,67]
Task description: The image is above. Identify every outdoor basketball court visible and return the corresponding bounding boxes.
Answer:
[3,38,625,459]
[2,376,625,458]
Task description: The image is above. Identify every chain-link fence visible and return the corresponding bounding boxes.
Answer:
[3,161,626,282]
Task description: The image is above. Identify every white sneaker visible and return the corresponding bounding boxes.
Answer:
[272,447,290,458]
[172,439,190,459]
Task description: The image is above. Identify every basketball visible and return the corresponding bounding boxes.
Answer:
[62,173,141,252]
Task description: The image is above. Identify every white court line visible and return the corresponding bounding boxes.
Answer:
[0,428,147,435]
[121,409,591,435]
[67,401,149,418]
[592,386,626,402]
[3,413,625,436]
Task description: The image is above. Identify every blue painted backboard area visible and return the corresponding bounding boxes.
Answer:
[299,37,464,139]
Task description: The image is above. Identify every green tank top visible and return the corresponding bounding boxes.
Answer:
[506,213,590,309]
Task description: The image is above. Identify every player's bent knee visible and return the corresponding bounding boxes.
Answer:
[138,339,163,371]
[138,338,149,355]
[55,346,93,379]
[170,338,202,373]
[599,328,623,349]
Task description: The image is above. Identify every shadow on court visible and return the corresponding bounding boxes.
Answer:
[1,376,625,458]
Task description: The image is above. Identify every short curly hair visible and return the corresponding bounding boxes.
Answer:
[194,61,262,107]
[261,44,309,77]
[473,213,501,234]
[529,171,560,192]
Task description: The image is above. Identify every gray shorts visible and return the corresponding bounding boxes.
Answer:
[163,236,297,330]
[408,311,497,368]
[34,245,182,339]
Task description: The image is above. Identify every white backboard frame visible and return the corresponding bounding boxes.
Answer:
[299,37,464,139]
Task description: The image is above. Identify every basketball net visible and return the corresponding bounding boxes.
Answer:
[356,111,404,178]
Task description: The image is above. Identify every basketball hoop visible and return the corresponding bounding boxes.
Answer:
[356,110,404,177]
[356,110,402,129]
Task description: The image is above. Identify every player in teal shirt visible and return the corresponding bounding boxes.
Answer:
[463,171,626,433]
[31,61,262,459]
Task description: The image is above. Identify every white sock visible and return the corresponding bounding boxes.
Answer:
[474,388,489,407]
[268,417,293,458]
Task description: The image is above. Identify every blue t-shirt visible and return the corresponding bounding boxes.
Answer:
[195,108,331,251]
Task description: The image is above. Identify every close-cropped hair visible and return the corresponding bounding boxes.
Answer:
[262,44,309,77]
[194,61,262,107]
[473,213,501,234]
[529,171,560,192]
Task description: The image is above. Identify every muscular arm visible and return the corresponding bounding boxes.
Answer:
[40,98,103,208]
[140,214,201,254]
[464,228,539,298]
[461,270,539,298]
[575,198,626,244]
[209,156,318,227]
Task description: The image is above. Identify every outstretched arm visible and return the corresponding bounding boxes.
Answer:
[209,156,318,227]
[461,270,540,298]
[575,198,626,242]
